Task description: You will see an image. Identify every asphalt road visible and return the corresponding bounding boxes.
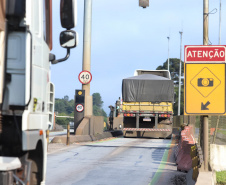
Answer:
[46,138,182,185]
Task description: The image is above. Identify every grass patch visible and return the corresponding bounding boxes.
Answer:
[217,130,226,136]
[216,171,226,185]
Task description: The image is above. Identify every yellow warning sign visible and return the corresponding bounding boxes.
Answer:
[185,64,225,115]
[78,91,83,95]
[190,67,221,98]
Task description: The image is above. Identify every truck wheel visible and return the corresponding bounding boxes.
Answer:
[166,134,172,139]
[123,131,127,138]
[29,159,41,185]
[28,141,43,185]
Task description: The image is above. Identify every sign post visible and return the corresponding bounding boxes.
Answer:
[74,90,85,134]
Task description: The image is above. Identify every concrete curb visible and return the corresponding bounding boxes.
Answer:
[51,131,119,144]
[195,171,215,185]
[210,144,226,171]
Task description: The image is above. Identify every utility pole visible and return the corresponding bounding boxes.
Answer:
[203,0,209,45]
[219,0,222,45]
[203,0,209,171]
[178,32,183,116]
[82,0,93,116]
[167,36,170,72]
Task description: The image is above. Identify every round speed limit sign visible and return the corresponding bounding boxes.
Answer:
[76,104,84,112]
[78,71,92,84]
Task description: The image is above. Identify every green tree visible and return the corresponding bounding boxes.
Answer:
[55,93,108,126]
[55,96,74,127]
[55,99,66,113]
[92,93,107,122]
[174,85,184,115]
[156,58,184,85]
[63,95,69,101]
[156,58,184,115]
[55,96,74,115]
[93,93,103,108]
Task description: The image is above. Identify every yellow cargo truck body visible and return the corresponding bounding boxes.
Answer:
[122,102,173,113]
[122,101,173,138]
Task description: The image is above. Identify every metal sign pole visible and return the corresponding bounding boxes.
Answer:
[167,36,170,72]
[219,0,222,45]
[178,32,183,116]
[203,0,209,171]
[82,0,93,116]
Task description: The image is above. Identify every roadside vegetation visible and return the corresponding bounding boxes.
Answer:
[156,58,184,115]
[92,93,108,122]
[217,129,226,136]
[55,93,107,127]
[216,171,226,185]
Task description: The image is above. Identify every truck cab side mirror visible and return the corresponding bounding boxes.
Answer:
[51,30,78,64]
[60,30,78,48]
[60,0,77,29]
[51,0,78,65]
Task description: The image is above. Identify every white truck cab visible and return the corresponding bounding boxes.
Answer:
[0,0,78,184]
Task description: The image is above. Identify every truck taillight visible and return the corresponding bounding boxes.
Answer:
[159,114,171,118]
[124,113,135,117]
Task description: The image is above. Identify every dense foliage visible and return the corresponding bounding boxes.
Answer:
[156,58,184,85]
[55,93,107,126]
[93,93,107,119]
[216,171,226,184]
[156,58,184,115]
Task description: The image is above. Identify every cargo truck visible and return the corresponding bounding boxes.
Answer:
[0,0,77,184]
[122,70,174,138]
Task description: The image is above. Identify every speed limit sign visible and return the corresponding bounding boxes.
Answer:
[78,71,92,84]
[76,104,84,112]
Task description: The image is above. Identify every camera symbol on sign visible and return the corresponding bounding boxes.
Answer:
[197,78,214,87]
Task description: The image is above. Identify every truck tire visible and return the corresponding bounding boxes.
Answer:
[28,141,43,185]
[166,134,172,139]
[123,131,127,138]
[29,159,41,185]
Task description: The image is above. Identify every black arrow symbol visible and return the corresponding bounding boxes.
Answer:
[201,101,210,110]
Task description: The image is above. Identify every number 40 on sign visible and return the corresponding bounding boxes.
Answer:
[78,71,92,84]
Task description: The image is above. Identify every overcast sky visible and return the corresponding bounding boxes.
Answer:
[51,0,226,114]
